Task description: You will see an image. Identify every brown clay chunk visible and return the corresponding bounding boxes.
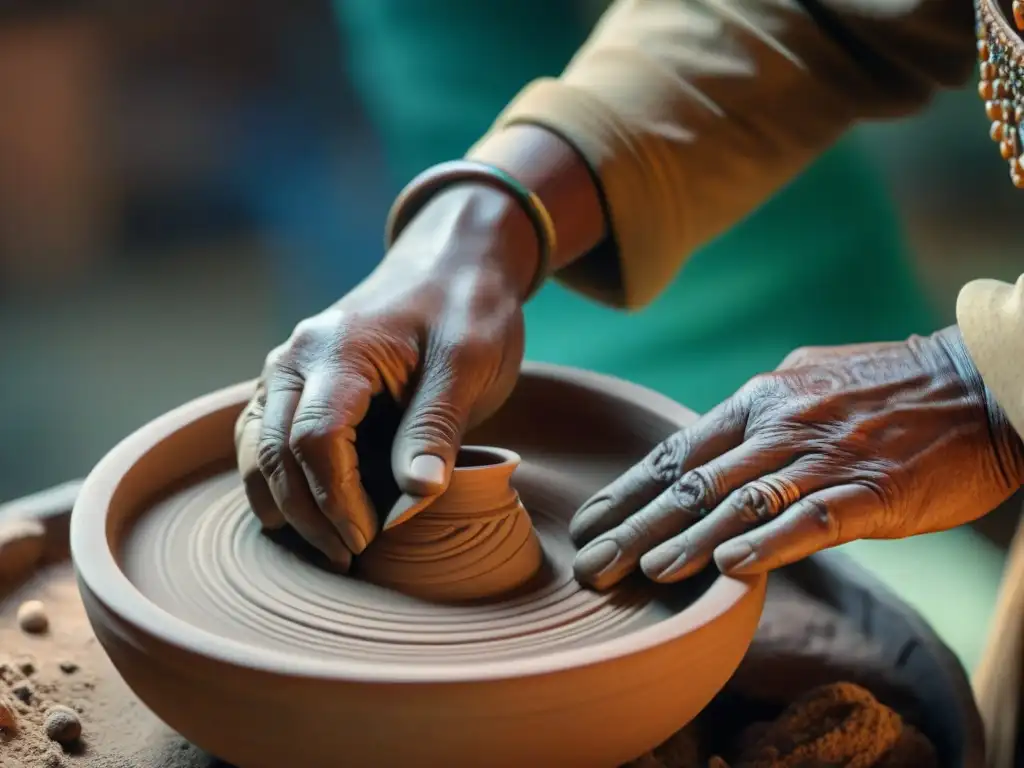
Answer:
[12,681,33,703]
[874,725,938,768]
[734,682,902,768]
[628,723,702,768]
[44,705,82,744]
[0,519,46,583]
[17,600,49,633]
[0,695,16,730]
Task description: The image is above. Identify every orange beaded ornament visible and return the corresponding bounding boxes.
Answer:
[977,0,1024,187]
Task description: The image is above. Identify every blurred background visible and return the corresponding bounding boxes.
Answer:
[2,0,1020,672]
[0,1,1016,499]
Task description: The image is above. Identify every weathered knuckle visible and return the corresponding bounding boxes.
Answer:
[799,498,840,542]
[255,428,289,477]
[740,375,796,414]
[853,475,895,509]
[291,399,338,433]
[778,345,817,369]
[736,474,801,524]
[267,361,305,392]
[290,316,325,345]
[670,469,713,510]
[644,436,688,485]
[739,371,777,396]
[404,401,462,446]
[736,484,779,524]
[262,344,288,373]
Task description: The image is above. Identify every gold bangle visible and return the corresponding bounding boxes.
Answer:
[384,159,555,301]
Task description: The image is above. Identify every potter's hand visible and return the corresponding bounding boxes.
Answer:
[571,326,1024,590]
[234,185,538,567]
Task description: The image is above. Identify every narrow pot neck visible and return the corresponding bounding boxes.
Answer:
[429,446,521,517]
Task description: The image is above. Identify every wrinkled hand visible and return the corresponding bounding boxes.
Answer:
[571,327,1024,590]
[234,186,533,569]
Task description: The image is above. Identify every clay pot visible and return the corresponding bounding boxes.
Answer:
[71,363,766,768]
[357,446,543,601]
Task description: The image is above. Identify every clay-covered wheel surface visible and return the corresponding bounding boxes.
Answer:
[123,466,696,662]
[71,362,766,768]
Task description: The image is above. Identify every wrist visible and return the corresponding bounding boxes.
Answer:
[469,124,606,272]
[385,183,540,302]
[932,325,1024,488]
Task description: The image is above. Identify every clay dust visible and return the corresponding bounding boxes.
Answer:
[1,562,225,768]
[1,562,938,768]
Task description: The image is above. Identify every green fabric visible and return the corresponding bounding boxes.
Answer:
[334,0,999,669]
[335,0,937,409]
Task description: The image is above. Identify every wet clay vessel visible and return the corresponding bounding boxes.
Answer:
[357,446,543,602]
[70,363,767,768]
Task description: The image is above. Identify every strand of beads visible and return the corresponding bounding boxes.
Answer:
[977,0,1024,187]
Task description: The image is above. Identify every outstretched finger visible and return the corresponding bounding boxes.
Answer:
[572,436,790,591]
[569,398,750,548]
[713,484,879,576]
[290,367,377,554]
[259,370,351,567]
[639,456,836,583]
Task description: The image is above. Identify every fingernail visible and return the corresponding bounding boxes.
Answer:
[573,539,621,587]
[408,454,447,491]
[382,493,433,531]
[714,540,756,574]
[338,520,368,555]
[641,545,688,583]
[568,498,609,544]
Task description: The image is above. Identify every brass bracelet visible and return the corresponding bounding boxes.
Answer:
[384,159,555,301]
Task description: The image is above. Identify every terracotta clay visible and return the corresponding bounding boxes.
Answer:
[5,472,984,765]
[357,446,543,601]
[71,363,767,768]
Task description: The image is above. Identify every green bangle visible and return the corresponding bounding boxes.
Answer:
[384,159,555,302]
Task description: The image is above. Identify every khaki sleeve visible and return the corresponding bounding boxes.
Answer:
[469,0,975,309]
[957,276,1024,440]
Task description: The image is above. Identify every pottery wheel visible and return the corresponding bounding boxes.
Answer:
[114,368,715,667]
[121,464,694,664]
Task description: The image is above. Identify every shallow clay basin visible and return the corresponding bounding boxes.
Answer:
[70,362,766,768]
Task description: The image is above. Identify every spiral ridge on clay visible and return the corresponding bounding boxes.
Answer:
[121,471,671,665]
[357,489,542,600]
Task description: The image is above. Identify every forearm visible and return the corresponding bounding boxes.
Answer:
[385,126,610,302]
[470,125,606,273]
[469,0,975,308]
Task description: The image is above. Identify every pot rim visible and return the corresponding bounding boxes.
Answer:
[452,445,520,469]
[71,361,763,685]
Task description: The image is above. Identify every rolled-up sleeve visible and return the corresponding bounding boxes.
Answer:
[470,0,974,308]
[958,276,1024,439]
